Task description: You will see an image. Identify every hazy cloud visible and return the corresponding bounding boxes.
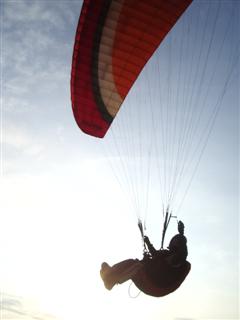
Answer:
[2,1,83,176]
[3,124,45,156]
[1,293,57,320]
[3,0,80,115]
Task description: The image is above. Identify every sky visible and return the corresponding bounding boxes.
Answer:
[0,0,239,320]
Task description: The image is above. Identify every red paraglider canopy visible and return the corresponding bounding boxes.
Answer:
[71,0,192,138]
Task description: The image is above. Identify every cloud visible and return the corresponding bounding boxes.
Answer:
[2,1,85,174]
[1,123,48,176]
[3,0,79,28]
[3,124,44,156]
[0,293,57,320]
[3,0,80,115]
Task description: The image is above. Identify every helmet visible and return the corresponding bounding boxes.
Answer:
[168,234,187,251]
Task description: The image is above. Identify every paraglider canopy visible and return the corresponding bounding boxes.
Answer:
[71,0,193,138]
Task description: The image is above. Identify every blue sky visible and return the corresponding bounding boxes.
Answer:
[0,0,239,319]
